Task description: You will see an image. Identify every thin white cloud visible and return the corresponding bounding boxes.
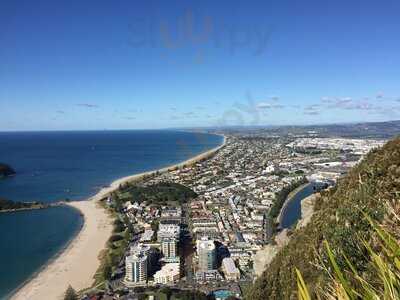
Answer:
[304,110,320,116]
[256,102,284,109]
[77,103,99,108]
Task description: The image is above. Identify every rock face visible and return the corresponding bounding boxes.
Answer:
[0,163,16,177]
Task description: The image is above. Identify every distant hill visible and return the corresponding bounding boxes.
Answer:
[0,163,15,178]
[205,120,400,139]
[245,137,400,299]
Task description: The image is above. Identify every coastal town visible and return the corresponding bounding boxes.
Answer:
[76,133,385,300]
[3,2,400,299]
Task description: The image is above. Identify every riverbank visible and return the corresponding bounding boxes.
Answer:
[276,183,309,225]
[296,193,320,229]
[11,134,226,300]
[254,184,317,278]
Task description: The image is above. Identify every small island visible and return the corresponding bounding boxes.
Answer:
[0,163,16,178]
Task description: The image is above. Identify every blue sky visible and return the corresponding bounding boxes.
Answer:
[1,0,400,130]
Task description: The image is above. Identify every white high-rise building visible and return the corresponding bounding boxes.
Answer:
[161,237,178,259]
[131,243,154,273]
[125,252,148,285]
[197,237,216,271]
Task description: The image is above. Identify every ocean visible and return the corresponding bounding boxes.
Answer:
[0,130,223,299]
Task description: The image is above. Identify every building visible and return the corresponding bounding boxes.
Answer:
[154,263,180,285]
[130,243,151,256]
[140,229,154,242]
[197,237,216,271]
[221,257,240,280]
[161,237,178,259]
[157,223,180,241]
[160,207,182,220]
[195,270,222,282]
[131,243,154,273]
[124,252,148,286]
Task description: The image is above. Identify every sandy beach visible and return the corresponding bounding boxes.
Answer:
[12,134,226,300]
[11,200,113,300]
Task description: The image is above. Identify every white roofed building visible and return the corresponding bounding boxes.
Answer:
[154,263,180,285]
[222,257,240,280]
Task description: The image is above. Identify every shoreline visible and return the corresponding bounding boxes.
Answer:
[11,133,226,300]
[6,205,84,299]
[11,200,113,300]
[85,133,226,202]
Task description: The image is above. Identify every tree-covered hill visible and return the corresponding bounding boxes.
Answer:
[246,137,400,299]
[118,182,197,205]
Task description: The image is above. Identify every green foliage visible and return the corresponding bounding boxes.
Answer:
[296,268,311,300]
[271,169,290,177]
[0,198,41,211]
[246,137,400,300]
[113,219,125,233]
[120,182,197,205]
[159,287,172,300]
[171,289,209,300]
[124,228,132,241]
[108,234,123,243]
[102,262,112,280]
[64,285,78,300]
[297,214,400,299]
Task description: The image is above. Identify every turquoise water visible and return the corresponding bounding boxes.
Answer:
[212,290,234,299]
[0,130,223,299]
[0,206,82,299]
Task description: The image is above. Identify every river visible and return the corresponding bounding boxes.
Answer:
[279,182,322,229]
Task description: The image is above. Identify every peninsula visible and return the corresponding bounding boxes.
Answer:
[0,198,47,213]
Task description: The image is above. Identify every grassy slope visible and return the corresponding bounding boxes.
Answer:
[246,137,400,300]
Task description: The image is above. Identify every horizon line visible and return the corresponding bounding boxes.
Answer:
[0,119,399,133]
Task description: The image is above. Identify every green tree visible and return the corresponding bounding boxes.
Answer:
[103,263,112,280]
[124,228,132,241]
[64,285,77,300]
[113,219,125,233]
[160,287,172,300]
